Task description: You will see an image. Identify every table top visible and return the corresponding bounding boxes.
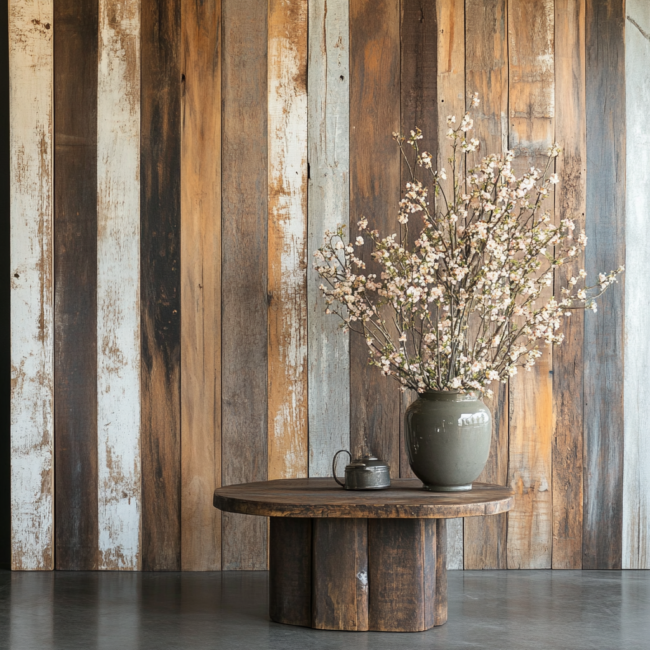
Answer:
[213,478,514,519]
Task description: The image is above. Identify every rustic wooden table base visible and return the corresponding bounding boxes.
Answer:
[270,517,448,632]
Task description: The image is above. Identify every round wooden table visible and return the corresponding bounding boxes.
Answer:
[213,478,514,633]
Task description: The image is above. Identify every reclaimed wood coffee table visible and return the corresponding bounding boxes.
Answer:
[213,478,514,632]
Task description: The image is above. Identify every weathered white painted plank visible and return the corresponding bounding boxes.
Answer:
[624,2,650,570]
[97,0,142,570]
[307,0,350,477]
[437,0,465,569]
[9,0,54,571]
[268,0,309,481]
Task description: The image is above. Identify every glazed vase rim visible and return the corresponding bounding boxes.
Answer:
[417,389,480,401]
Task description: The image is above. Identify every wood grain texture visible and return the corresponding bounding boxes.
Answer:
[9,0,54,571]
[213,478,514,519]
[221,0,268,570]
[307,0,350,478]
[552,0,586,570]
[349,0,400,472]
[312,518,368,630]
[268,0,308,482]
[269,517,312,626]
[436,0,465,570]
[141,0,181,572]
[368,518,436,632]
[583,0,625,570]
[624,0,650,570]
[54,0,99,570]
[97,0,142,570]
[399,0,437,481]
[463,0,509,571]
[435,518,448,625]
[180,0,222,572]
[506,0,555,570]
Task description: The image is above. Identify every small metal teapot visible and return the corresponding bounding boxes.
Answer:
[332,450,391,490]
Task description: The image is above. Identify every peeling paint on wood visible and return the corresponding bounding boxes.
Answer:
[180,0,222,572]
[96,0,142,570]
[436,0,465,570]
[507,0,555,570]
[307,0,350,478]
[268,0,308,482]
[9,0,54,571]
[623,0,649,570]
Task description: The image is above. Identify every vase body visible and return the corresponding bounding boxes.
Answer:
[405,391,491,491]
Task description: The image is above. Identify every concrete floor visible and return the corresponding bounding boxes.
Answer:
[1,570,649,650]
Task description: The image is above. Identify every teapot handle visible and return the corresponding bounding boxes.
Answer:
[332,449,351,487]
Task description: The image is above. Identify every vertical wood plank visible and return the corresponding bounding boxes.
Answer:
[221,0,268,570]
[583,0,625,571]
[552,0,586,570]
[140,0,181,572]
[307,0,350,478]
[506,0,555,570]
[434,518,447,625]
[180,0,222,571]
[268,0,308,481]
[97,0,142,570]
[624,0,650,570]
[436,0,465,569]
[463,0,509,570]
[349,0,401,473]
[9,0,54,571]
[399,0,437,480]
[54,0,99,570]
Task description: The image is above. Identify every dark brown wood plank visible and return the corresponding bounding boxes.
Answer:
[312,518,368,630]
[269,518,312,626]
[553,0,585,570]
[54,0,99,570]
[140,0,182,571]
[349,0,401,473]
[583,0,625,570]
[463,0,509,571]
[221,0,268,570]
[399,0,437,479]
[368,519,436,632]
[435,518,447,626]
[213,478,515,519]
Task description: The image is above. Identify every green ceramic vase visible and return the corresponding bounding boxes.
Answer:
[404,390,491,491]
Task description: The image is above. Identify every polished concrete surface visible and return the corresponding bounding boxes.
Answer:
[1,570,649,649]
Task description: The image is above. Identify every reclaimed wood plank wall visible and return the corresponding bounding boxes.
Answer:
[9,0,648,570]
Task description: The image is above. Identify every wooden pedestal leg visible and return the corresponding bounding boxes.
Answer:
[367,519,437,632]
[312,518,369,631]
[435,518,448,626]
[269,517,312,627]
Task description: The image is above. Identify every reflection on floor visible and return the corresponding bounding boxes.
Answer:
[1,570,649,649]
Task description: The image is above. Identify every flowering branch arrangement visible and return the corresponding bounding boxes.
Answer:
[314,94,624,396]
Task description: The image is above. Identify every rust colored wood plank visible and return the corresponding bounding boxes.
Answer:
[180,0,222,571]
[9,0,54,571]
[269,517,312,626]
[552,0,586,570]
[221,0,268,570]
[268,0,308,482]
[506,0,555,570]
[367,518,436,632]
[399,0,437,480]
[583,0,625,570]
[97,0,142,571]
[463,0,509,571]
[312,518,368,631]
[349,0,401,473]
[435,518,448,625]
[53,0,99,570]
[141,0,181,572]
[436,0,465,570]
[307,0,350,478]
